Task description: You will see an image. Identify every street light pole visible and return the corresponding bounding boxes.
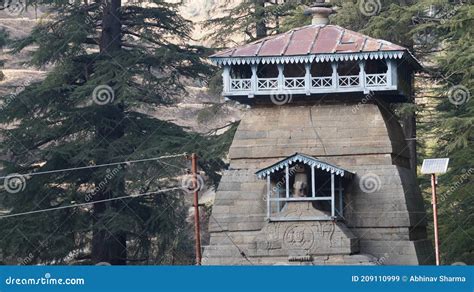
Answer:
[191,153,202,265]
[421,158,448,266]
[431,173,440,266]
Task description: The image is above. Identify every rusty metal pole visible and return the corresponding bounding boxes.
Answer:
[191,153,202,265]
[431,173,440,266]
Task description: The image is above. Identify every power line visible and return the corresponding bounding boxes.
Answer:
[0,186,183,219]
[0,153,188,180]
[208,215,254,265]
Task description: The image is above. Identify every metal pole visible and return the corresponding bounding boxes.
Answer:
[431,173,440,266]
[266,176,271,219]
[331,173,335,217]
[191,153,202,265]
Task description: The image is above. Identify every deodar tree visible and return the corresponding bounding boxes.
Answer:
[331,0,473,264]
[204,0,313,46]
[0,0,229,265]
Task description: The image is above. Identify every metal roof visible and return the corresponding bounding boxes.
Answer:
[255,153,354,179]
[211,24,421,68]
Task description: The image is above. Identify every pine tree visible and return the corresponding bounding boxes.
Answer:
[0,0,234,265]
[204,0,312,46]
[0,28,7,81]
[336,0,473,264]
[280,0,473,263]
[366,0,473,265]
[417,0,473,264]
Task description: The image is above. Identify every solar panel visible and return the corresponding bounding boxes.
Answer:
[421,158,449,174]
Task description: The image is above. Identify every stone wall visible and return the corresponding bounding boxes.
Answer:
[203,102,433,265]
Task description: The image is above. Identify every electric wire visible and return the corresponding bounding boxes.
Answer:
[0,186,183,219]
[0,153,188,180]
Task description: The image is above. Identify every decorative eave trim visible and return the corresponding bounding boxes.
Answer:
[255,153,353,179]
[405,51,423,71]
[210,51,407,66]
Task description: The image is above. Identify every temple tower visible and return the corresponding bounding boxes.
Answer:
[203,2,433,265]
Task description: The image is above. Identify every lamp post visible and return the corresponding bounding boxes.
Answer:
[191,153,202,265]
[421,158,449,266]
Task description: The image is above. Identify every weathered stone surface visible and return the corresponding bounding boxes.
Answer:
[252,216,359,257]
[204,103,433,265]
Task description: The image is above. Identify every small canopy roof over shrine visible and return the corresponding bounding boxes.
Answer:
[210,24,421,69]
[255,153,353,179]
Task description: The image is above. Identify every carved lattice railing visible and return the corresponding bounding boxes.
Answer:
[284,77,305,89]
[227,73,391,94]
[257,78,278,90]
[311,77,333,88]
[366,73,388,86]
[230,79,251,91]
[338,75,359,87]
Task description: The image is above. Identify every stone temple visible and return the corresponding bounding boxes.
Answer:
[203,2,433,265]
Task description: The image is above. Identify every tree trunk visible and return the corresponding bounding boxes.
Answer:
[402,113,417,173]
[92,0,127,265]
[100,0,122,54]
[255,0,267,39]
[91,104,127,265]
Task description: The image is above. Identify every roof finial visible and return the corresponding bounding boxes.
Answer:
[304,0,335,25]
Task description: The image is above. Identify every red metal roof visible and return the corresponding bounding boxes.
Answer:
[211,24,408,58]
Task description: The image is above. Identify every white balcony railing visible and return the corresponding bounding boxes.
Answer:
[257,78,278,91]
[338,75,359,87]
[230,78,251,91]
[311,76,332,88]
[366,73,388,86]
[226,71,393,96]
[284,77,305,89]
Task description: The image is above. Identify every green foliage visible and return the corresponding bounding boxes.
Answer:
[356,0,473,264]
[0,28,8,80]
[197,104,223,124]
[0,1,233,265]
[428,1,473,265]
[281,0,474,264]
[207,69,224,97]
[280,5,311,32]
[204,0,313,46]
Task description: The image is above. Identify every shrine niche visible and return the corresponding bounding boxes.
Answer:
[256,153,352,221]
[203,1,432,265]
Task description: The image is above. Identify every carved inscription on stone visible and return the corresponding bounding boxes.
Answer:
[283,224,314,250]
